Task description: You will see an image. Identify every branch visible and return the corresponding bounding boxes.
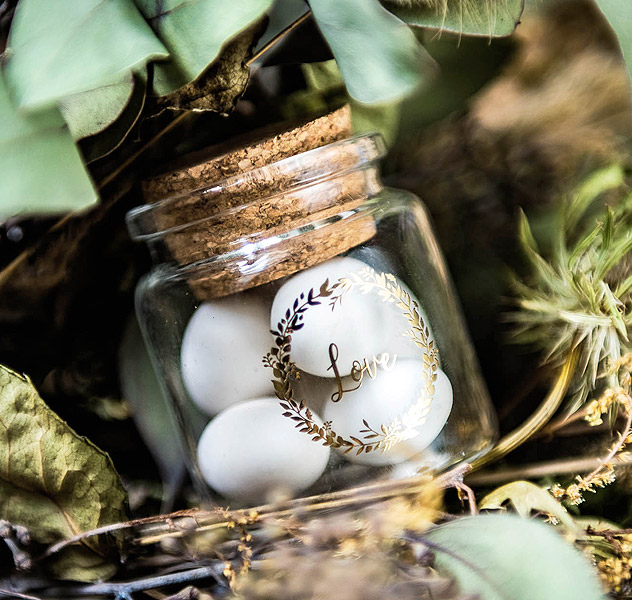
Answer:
[44,565,224,599]
[468,349,578,472]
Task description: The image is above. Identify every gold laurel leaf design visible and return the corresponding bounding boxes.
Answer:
[263,267,439,454]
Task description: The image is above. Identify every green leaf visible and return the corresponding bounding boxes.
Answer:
[595,0,632,83]
[425,515,606,600]
[299,61,402,145]
[479,481,580,536]
[564,164,625,235]
[0,76,97,218]
[600,281,628,340]
[0,364,128,581]
[389,0,524,38]
[80,72,148,163]
[136,0,273,96]
[309,0,437,104]
[5,0,167,112]
[351,100,401,147]
[59,73,135,141]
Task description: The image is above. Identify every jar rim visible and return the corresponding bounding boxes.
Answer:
[126,133,386,242]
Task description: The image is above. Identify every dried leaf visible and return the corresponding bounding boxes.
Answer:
[155,21,264,113]
[137,0,273,96]
[0,365,128,581]
[479,481,580,537]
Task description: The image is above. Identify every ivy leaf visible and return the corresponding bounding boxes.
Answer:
[389,0,524,37]
[309,0,437,104]
[0,365,128,581]
[595,0,632,83]
[0,76,96,218]
[136,0,274,97]
[425,515,605,600]
[479,480,580,537]
[5,0,167,112]
[59,73,135,141]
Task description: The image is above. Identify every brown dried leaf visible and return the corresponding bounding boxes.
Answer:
[155,20,264,114]
[0,365,128,581]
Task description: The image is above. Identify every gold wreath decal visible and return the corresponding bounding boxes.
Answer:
[263,266,439,456]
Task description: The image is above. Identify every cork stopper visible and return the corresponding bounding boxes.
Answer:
[143,106,353,202]
[139,107,382,299]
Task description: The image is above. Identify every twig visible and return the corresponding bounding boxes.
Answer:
[0,590,43,600]
[97,112,190,189]
[45,565,224,599]
[582,399,632,484]
[41,509,201,559]
[466,454,632,487]
[538,406,591,437]
[246,10,312,67]
[137,477,436,546]
[454,481,478,515]
[468,349,578,472]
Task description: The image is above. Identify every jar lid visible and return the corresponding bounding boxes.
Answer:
[132,107,385,299]
[142,105,353,202]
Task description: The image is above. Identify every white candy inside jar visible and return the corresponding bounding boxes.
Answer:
[183,255,453,502]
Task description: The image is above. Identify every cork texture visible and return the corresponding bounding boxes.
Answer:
[142,106,353,202]
[141,106,377,299]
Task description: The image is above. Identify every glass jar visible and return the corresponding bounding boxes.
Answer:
[127,125,497,507]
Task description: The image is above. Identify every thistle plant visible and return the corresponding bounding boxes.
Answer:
[510,165,632,409]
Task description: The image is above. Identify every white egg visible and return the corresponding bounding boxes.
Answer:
[322,359,453,466]
[270,256,434,378]
[197,398,330,503]
[181,294,274,415]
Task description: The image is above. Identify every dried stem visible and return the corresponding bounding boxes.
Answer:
[466,455,632,487]
[454,481,478,515]
[0,590,43,600]
[246,10,312,67]
[45,565,224,599]
[97,112,190,189]
[583,400,632,484]
[468,349,578,471]
[41,509,201,559]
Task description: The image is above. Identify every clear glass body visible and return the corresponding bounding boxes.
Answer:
[128,134,497,507]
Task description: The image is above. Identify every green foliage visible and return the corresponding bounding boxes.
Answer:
[309,0,437,104]
[426,514,606,600]
[285,61,402,146]
[59,73,136,141]
[390,0,524,37]
[79,72,148,162]
[4,0,167,112]
[0,364,128,581]
[0,74,97,216]
[0,0,527,218]
[510,165,632,408]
